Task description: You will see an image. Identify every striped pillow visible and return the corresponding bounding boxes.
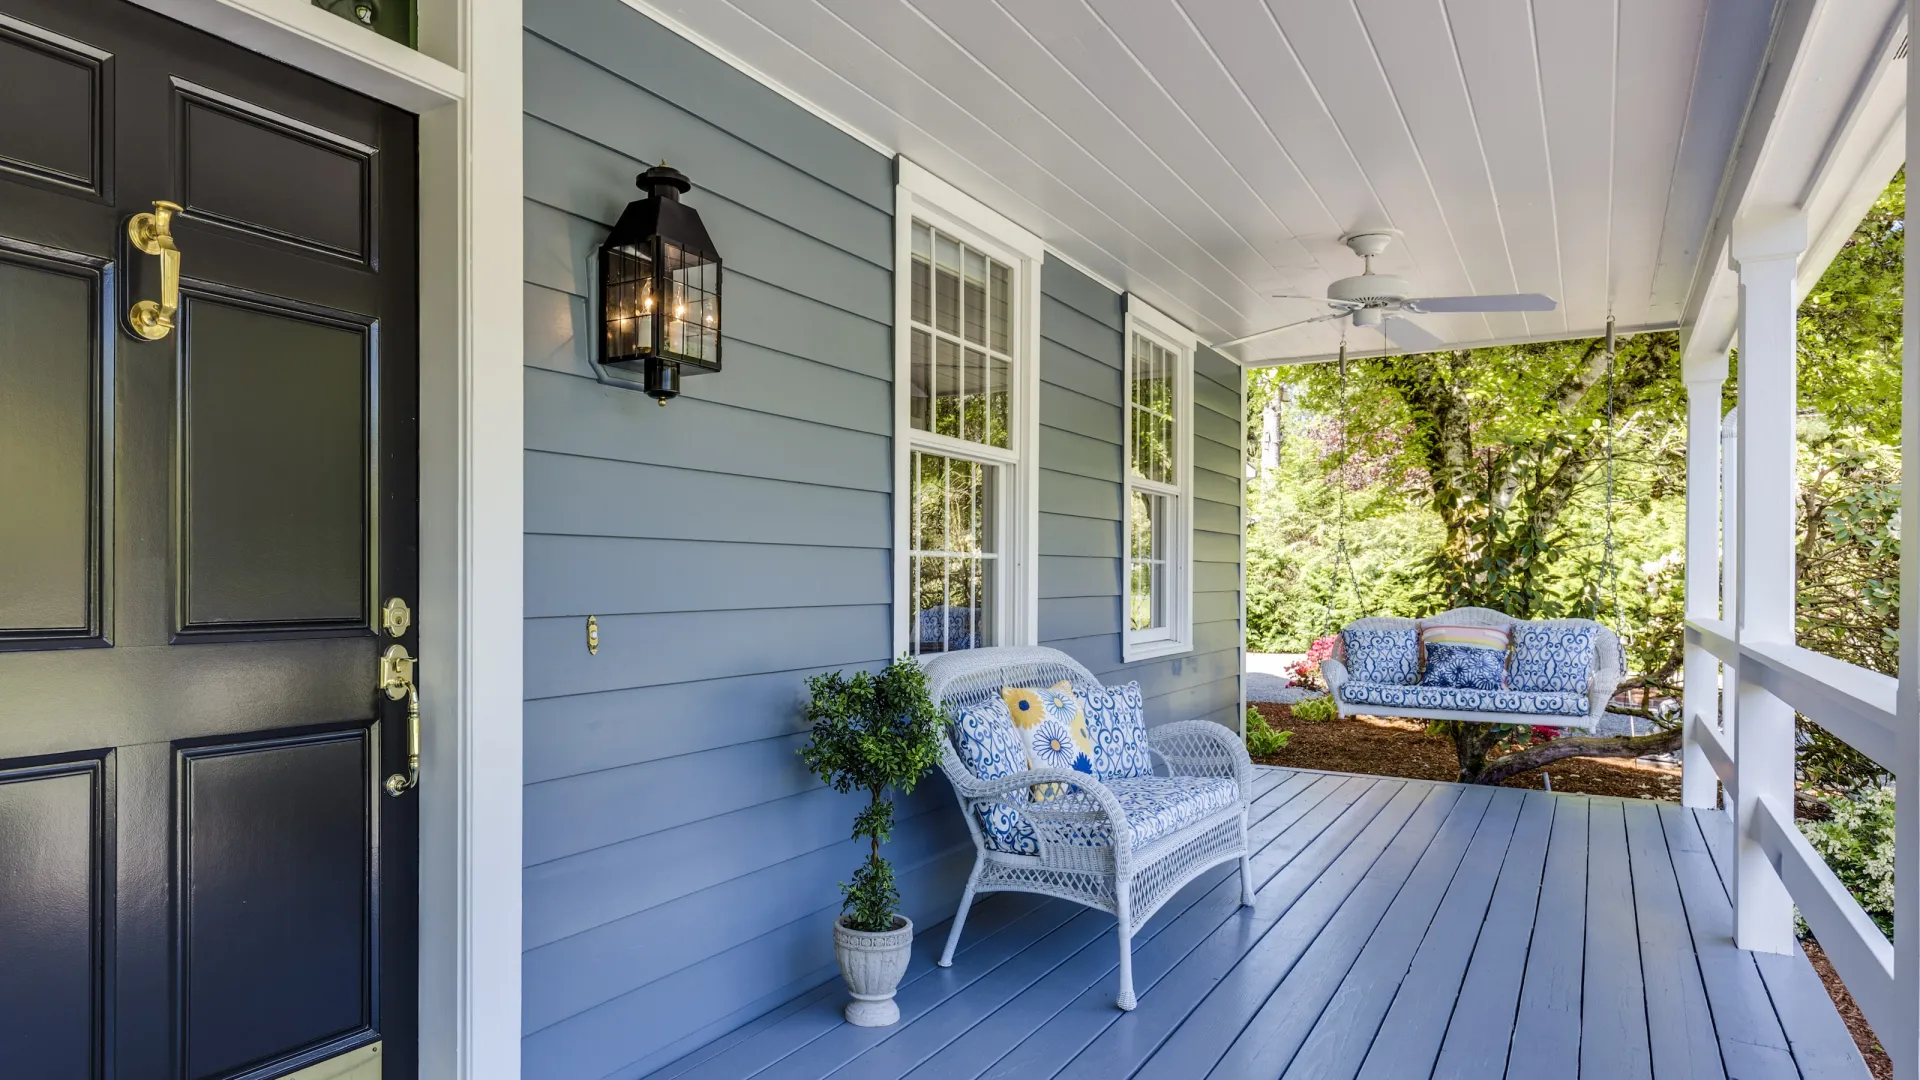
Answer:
[1418,624,1510,690]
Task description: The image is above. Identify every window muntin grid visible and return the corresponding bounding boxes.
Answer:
[1129,489,1169,632]
[1130,332,1176,485]
[909,222,1012,449]
[908,450,998,655]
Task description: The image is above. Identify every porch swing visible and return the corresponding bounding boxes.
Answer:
[1316,323,1627,729]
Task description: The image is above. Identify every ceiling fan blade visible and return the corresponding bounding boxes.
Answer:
[1270,293,1362,308]
[1382,315,1444,353]
[1404,293,1558,313]
[1216,311,1349,350]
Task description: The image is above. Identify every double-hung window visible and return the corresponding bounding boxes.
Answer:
[894,160,1041,656]
[1123,299,1195,661]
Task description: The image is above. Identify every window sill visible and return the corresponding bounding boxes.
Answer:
[1122,636,1194,664]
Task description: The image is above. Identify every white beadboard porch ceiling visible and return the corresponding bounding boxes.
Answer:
[630,0,1778,364]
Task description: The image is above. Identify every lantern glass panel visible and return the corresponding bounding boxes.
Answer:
[603,243,655,362]
[663,239,719,365]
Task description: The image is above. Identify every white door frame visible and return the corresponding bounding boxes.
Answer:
[117,2,525,1078]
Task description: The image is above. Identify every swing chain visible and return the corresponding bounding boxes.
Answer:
[1599,316,1621,632]
[1321,343,1365,632]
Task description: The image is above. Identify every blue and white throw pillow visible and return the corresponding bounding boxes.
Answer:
[1509,624,1598,694]
[948,698,1039,855]
[1418,624,1510,691]
[1080,680,1154,780]
[1341,627,1420,685]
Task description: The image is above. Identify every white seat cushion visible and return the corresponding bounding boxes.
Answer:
[1040,776,1239,848]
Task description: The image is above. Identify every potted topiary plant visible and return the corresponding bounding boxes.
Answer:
[800,657,947,1027]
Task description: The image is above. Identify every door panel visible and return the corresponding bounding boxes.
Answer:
[0,247,108,642]
[180,731,373,1079]
[0,1,418,1077]
[0,757,109,1080]
[181,294,372,636]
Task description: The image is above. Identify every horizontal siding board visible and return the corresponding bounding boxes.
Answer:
[1040,426,1123,483]
[524,118,889,324]
[525,368,890,492]
[523,664,881,784]
[1038,630,1124,679]
[523,781,951,948]
[1195,467,1241,505]
[523,810,968,1033]
[1040,468,1122,521]
[1148,673,1243,727]
[524,603,889,700]
[1039,555,1121,599]
[1194,404,1240,448]
[1196,529,1242,563]
[1196,345,1240,390]
[1107,646,1241,701]
[523,290,890,435]
[1195,496,1242,534]
[524,34,890,268]
[522,0,890,210]
[1192,432,1240,475]
[1040,512,1121,560]
[1043,255,1124,328]
[1040,382,1123,443]
[524,200,892,381]
[1040,294,1125,367]
[521,849,973,1080]
[1195,589,1241,625]
[1039,340,1125,411]
[525,452,886,548]
[526,535,887,618]
[1192,365,1240,418]
[1195,559,1242,593]
[1039,594,1123,643]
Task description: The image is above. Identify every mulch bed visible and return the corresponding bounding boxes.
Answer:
[1250,701,1888,1073]
[1250,701,1683,800]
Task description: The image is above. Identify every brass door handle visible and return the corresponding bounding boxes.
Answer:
[128,200,183,340]
[380,644,420,796]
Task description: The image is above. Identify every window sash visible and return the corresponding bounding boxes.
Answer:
[909,221,1015,451]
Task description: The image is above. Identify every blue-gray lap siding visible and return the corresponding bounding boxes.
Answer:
[519,5,1242,1076]
[1037,258,1246,729]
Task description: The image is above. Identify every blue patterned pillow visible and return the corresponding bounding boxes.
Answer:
[1080,681,1153,780]
[1341,627,1420,685]
[949,699,1039,854]
[1509,624,1597,694]
[1421,643,1508,690]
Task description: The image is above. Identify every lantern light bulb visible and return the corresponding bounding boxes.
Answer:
[675,304,686,317]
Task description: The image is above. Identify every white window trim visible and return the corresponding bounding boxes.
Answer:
[893,157,1043,656]
[1123,297,1197,663]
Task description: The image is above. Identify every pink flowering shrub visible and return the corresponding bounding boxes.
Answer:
[1287,636,1340,691]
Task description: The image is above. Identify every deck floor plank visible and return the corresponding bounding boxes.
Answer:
[1580,798,1654,1080]
[1048,777,1408,1080]
[1424,789,1557,1080]
[1692,808,1871,1079]
[1622,799,1726,1080]
[1129,782,1458,1080]
[981,773,1379,1080]
[1658,802,1801,1080]
[1506,794,1589,1077]
[643,769,1868,1080]
[1294,786,1528,1080]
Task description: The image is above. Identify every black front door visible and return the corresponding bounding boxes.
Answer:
[0,2,419,1077]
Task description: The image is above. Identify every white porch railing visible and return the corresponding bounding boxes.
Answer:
[1678,199,1917,1078]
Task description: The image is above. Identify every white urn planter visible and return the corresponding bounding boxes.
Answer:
[833,914,913,1026]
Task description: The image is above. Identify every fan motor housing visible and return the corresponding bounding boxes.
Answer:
[1327,272,1409,306]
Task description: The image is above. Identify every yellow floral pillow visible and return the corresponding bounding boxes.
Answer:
[1000,681,1095,802]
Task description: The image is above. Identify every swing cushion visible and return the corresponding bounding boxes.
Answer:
[1340,627,1420,685]
[1418,625,1511,691]
[1339,682,1590,718]
[1508,624,1598,694]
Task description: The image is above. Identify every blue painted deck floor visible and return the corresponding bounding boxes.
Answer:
[649,767,1868,1080]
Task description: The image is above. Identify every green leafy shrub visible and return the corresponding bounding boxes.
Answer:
[1798,786,1896,938]
[1245,706,1291,756]
[1289,695,1336,724]
[800,659,947,932]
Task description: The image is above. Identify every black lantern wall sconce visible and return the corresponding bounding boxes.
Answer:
[598,164,722,403]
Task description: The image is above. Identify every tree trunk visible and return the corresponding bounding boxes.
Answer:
[1441,721,1507,785]
[1471,727,1683,786]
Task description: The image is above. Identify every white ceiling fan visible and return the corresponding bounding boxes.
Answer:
[1220,232,1558,353]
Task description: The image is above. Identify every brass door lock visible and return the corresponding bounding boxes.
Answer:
[379,643,420,796]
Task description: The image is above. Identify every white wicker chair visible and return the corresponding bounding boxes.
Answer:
[1321,605,1626,728]
[923,646,1254,1010]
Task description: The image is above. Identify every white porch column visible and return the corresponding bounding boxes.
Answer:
[1729,209,1806,955]
[1681,371,1726,809]
[1719,407,1739,815]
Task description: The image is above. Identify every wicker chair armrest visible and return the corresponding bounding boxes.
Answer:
[1147,720,1253,799]
[1321,657,1349,695]
[969,772,1131,861]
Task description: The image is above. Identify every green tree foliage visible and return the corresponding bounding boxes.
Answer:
[799,660,948,932]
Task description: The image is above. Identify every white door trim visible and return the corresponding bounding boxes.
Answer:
[113,3,526,1078]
